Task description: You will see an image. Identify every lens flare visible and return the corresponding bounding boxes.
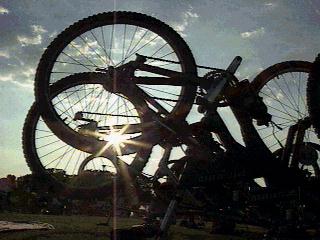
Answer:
[104,132,127,146]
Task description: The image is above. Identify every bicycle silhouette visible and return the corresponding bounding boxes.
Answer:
[23,11,320,239]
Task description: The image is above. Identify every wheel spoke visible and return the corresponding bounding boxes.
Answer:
[254,62,319,165]
[90,29,113,66]
[121,24,127,64]
[263,84,295,122]
[79,35,108,66]
[260,91,302,114]
[69,42,100,68]
[123,29,149,63]
[281,74,301,116]
[123,26,139,60]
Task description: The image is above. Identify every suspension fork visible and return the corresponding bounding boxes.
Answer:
[281,124,298,167]
[289,118,311,168]
[278,117,310,168]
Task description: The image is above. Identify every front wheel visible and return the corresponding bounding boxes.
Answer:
[251,61,318,153]
[251,61,320,176]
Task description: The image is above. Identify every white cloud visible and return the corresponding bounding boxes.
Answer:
[17,25,47,46]
[0,6,9,14]
[0,73,33,89]
[264,2,276,8]
[172,8,199,37]
[31,25,47,34]
[184,10,199,19]
[276,92,284,100]
[0,50,10,59]
[17,34,42,46]
[0,74,13,82]
[12,79,33,89]
[241,27,265,39]
[49,31,58,38]
[22,68,35,78]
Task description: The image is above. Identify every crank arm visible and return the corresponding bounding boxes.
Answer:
[204,56,242,103]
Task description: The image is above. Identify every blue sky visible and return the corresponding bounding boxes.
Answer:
[0,0,320,177]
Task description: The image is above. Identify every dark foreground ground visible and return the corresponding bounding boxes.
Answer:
[0,213,266,240]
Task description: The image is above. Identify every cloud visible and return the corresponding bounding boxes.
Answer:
[49,31,58,38]
[264,3,275,7]
[172,8,199,37]
[0,73,33,89]
[0,6,9,14]
[22,67,35,78]
[0,50,10,58]
[17,24,47,46]
[0,66,34,90]
[31,25,47,34]
[241,27,265,39]
[0,74,13,82]
[11,79,33,89]
[276,92,284,100]
[184,10,199,19]
[17,34,42,46]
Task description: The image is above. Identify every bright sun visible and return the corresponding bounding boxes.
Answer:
[101,125,130,155]
[97,124,147,157]
[104,132,126,146]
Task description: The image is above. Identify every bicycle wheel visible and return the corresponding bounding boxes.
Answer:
[35,11,197,148]
[23,103,119,194]
[251,61,320,175]
[23,73,153,191]
[307,54,320,137]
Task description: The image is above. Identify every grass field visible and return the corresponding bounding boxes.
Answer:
[0,213,265,240]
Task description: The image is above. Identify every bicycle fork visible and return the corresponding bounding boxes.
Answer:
[281,117,311,168]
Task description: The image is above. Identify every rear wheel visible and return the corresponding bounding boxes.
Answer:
[23,73,152,192]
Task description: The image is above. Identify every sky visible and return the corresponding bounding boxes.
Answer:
[0,0,320,178]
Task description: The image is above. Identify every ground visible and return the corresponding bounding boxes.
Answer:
[0,213,265,240]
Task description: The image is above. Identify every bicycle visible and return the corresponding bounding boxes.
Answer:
[23,11,320,238]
